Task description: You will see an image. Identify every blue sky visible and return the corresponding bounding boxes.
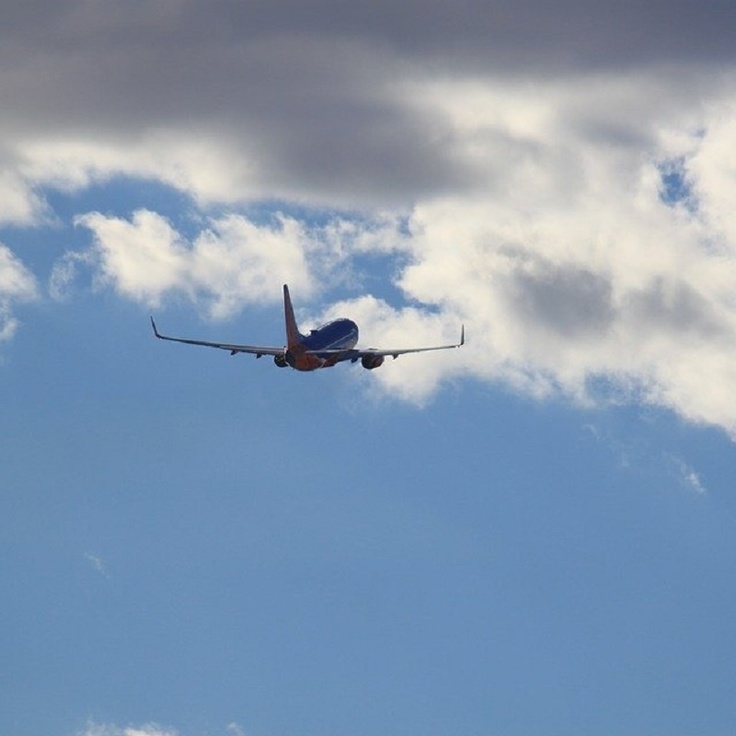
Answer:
[5,290,735,736]
[3,3,736,736]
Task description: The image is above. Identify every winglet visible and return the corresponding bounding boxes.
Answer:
[460,324,465,347]
[150,316,161,339]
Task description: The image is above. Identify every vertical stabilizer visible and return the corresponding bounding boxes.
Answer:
[283,284,301,349]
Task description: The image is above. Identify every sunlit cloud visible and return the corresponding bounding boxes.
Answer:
[70,208,408,320]
[77,722,247,736]
[78,723,177,736]
[0,243,38,341]
[665,453,708,495]
[74,210,318,318]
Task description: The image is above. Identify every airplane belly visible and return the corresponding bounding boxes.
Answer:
[286,347,324,371]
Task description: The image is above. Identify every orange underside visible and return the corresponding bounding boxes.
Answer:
[288,347,324,371]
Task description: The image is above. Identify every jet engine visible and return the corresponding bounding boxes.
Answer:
[274,353,288,368]
[361,354,385,370]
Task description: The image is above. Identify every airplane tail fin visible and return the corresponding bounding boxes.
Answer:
[283,284,301,349]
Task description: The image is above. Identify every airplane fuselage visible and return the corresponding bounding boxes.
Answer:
[285,318,359,371]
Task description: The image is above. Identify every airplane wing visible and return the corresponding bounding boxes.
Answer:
[150,317,285,357]
[311,325,465,359]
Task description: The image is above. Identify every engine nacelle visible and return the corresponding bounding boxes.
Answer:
[274,353,288,368]
[361,354,385,370]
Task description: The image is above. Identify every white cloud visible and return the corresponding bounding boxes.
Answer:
[17,132,259,207]
[0,244,37,299]
[78,723,177,736]
[353,72,736,433]
[75,210,321,318]
[72,208,411,320]
[77,722,248,736]
[0,169,48,226]
[319,295,466,404]
[84,552,110,579]
[686,103,736,248]
[0,243,38,341]
[666,454,708,495]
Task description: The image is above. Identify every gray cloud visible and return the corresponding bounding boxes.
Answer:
[6,1,736,71]
[3,1,736,435]
[509,258,615,339]
[624,278,726,340]
[0,0,733,210]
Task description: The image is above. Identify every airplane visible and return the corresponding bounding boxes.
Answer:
[150,284,464,371]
